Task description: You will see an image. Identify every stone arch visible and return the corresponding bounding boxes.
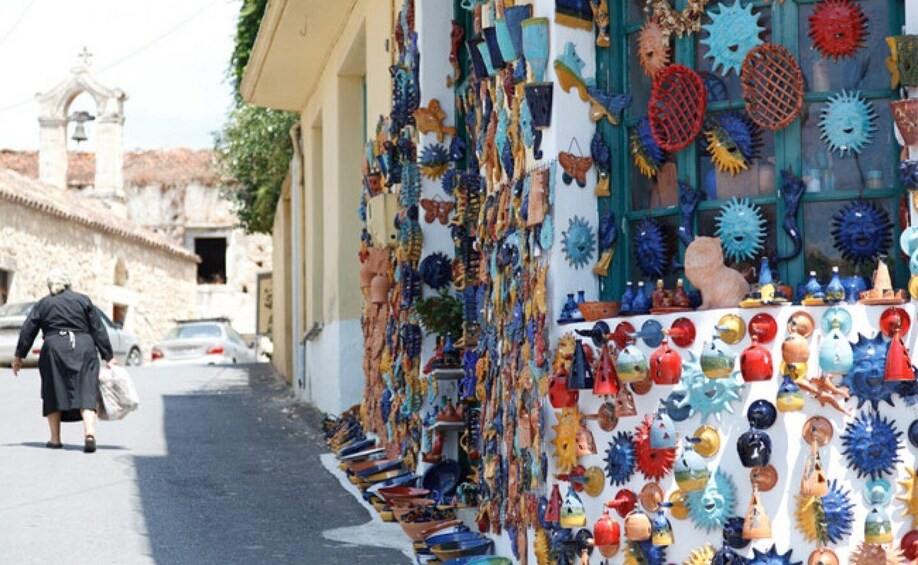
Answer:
[35,56,127,194]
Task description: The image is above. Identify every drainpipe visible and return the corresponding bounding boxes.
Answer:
[289,122,306,397]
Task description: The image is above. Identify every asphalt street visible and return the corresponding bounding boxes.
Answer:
[0,364,410,564]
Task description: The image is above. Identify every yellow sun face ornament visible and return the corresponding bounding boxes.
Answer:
[684,543,716,565]
[897,466,918,528]
[551,407,583,473]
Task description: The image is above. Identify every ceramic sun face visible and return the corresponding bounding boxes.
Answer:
[671,355,744,422]
[849,542,905,565]
[551,407,583,473]
[604,431,638,486]
[819,91,876,156]
[808,0,867,61]
[633,218,669,278]
[841,410,902,480]
[793,480,854,545]
[831,200,892,265]
[715,197,766,263]
[685,544,716,565]
[747,545,802,565]
[705,112,759,175]
[684,469,737,531]
[897,467,918,528]
[631,117,666,178]
[840,333,894,410]
[700,0,765,76]
[634,413,677,481]
[638,20,671,77]
[623,539,667,565]
[561,216,596,269]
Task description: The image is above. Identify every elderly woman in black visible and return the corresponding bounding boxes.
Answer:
[12,269,115,453]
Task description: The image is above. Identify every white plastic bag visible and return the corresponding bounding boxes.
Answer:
[97,365,140,420]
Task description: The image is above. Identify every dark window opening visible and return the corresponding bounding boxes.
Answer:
[0,270,10,305]
[195,238,227,284]
[112,304,128,327]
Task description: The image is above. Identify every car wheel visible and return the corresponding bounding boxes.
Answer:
[126,348,143,367]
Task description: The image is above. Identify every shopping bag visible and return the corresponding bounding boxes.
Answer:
[97,365,140,420]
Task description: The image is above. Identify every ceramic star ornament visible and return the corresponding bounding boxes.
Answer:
[819,90,876,156]
[700,1,765,76]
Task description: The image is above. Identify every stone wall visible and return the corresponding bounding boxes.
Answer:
[0,200,197,354]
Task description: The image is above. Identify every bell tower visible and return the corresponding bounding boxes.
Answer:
[35,48,127,202]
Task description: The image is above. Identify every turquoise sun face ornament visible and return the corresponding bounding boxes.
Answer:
[561,216,595,269]
[673,353,744,422]
[700,0,765,76]
[840,410,902,480]
[819,90,876,156]
[685,469,737,531]
[715,197,766,263]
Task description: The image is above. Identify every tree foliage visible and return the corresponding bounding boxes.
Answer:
[216,0,297,234]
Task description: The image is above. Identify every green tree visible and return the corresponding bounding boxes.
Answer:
[216,0,297,234]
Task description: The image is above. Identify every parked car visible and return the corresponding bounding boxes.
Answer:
[151,318,255,366]
[0,301,143,366]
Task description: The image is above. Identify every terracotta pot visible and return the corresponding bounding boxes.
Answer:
[370,273,390,304]
[623,511,652,541]
[891,98,918,146]
[781,333,809,364]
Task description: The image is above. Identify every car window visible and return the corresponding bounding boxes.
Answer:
[0,302,33,316]
[226,327,245,344]
[167,324,222,339]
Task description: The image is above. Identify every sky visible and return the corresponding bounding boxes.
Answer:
[0,0,239,150]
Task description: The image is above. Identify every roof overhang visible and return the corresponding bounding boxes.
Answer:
[241,0,356,111]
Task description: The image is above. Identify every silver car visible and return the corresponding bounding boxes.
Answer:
[0,301,144,366]
[151,319,255,366]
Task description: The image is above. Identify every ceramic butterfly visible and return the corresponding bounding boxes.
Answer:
[559,152,592,188]
[420,198,455,225]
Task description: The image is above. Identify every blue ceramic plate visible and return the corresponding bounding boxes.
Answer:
[356,459,404,478]
[338,438,375,457]
[421,459,461,500]
[423,531,481,547]
[431,538,493,560]
[444,558,511,565]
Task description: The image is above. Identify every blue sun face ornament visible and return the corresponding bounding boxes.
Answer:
[631,117,666,178]
[701,1,765,76]
[841,333,894,409]
[705,112,760,175]
[715,197,766,263]
[831,200,893,265]
[841,410,902,480]
[747,545,802,565]
[819,90,876,156]
[561,216,595,269]
[604,431,637,486]
[685,469,737,531]
[419,252,453,290]
[794,479,854,545]
[671,354,745,422]
[634,218,669,278]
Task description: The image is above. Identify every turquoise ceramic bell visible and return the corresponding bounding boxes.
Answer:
[818,319,854,376]
[616,344,648,383]
[560,485,586,528]
[700,337,736,379]
[650,407,678,449]
[674,439,709,492]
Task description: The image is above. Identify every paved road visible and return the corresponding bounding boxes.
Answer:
[0,364,410,564]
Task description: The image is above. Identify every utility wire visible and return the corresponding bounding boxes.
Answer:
[0,0,36,50]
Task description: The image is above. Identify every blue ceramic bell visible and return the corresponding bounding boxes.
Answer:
[651,503,674,546]
[631,281,651,314]
[615,345,648,383]
[818,318,854,376]
[805,271,824,300]
[776,375,804,412]
[620,281,635,315]
[713,543,745,565]
[700,336,736,379]
[674,439,709,492]
[560,485,587,528]
[568,339,594,390]
[824,266,845,303]
[736,427,772,468]
[747,399,777,429]
[722,518,749,549]
[650,407,678,450]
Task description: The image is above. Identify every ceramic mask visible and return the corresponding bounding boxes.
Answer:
[631,117,666,178]
[616,345,649,383]
[748,545,800,564]
[841,410,902,480]
[705,118,751,175]
[638,20,671,77]
[819,91,876,156]
[841,333,895,410]
[685,469,737,531]
[715,197,766,263]
[561,216,595,269]
[830,200,892,265]
[808,0,867,61]
[672,354,744,421]
[604,431,638,486]
[794,479,854,545]
[634,413,677,481]
[633,218,670,278]
[700,1,765,76]
[551,407,583,472]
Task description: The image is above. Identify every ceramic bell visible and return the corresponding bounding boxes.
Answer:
[782,332,810,364]
[742,488,771,540]
[576,423,597,456]
[650,407,678,449]
[616,344,648,383]
[592,509,621,557]
[370,273,390,304]
[545,483,562,524]
[808,548,840,565]
[594,344,621,396]
[800,448,828,497]
[723,517,748,549]
[549,371,579,409]
[560,486,587,528]
[818,320,854,376]
[776,375,805,412]
[865,506,893,544]
[715,543,746,564]
[700,336,737,379]
[674,439,709,492]
[650,337,682,385]
[737,427,772,468]
[568,339,595,389]
[740,336,774,382]
[651,503,674,546]
[623,510,652,541]
[885,327,915,382]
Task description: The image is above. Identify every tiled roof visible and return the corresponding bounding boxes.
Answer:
[0,148,219,187]
[0,168,198,261]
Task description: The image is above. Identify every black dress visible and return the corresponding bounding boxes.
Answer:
[15,289,114,421]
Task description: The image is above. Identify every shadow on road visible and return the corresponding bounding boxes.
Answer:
[12,441,127,451]
[132,365,410,564]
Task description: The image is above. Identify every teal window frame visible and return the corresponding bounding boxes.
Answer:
[596,0,906,301]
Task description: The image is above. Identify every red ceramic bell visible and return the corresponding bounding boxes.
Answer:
[593,508,622,557]
[546,484,562,524]
[549,371,580,409]
[594,344,621,396]
[902,528,918,561]
[740,336,774,382]
[650,338,682,385]
[885,329,915,382]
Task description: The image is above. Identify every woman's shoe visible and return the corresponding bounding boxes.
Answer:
[45,441,62,449]
[84,435,96,453]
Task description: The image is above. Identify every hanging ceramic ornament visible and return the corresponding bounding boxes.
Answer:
[685,543,716,565]
[674,438,710,492]
[818,310,854,376]
[419,252,453,290]
[898,467,918,528]
[560,485,588,528]
[741,43,805,131]
[774,170,806,263]
[809,548,841,565]
[794,479,854,545]
[638,19,672,77]
[807,0,867,61]
[747,545,801,564]
[591,131,612,197]
[554,42,591,102]
[650,337,682,385]
[593,508,622,557]
[646,0,711,37]
[555,0,594,31]
[678,181,705,247]
[863,478,894,544]
[561,216,596,269]
[634,413,677,481]
[819,91,876,156]
[418,144,451,180]
[704,112,760,175]
[650,405,678,449]
[885,320,915,382]
[777,375,805,412]
[616,343,649,383]
[840,333,895,410]
[587,86,632,125]
[672,353,744,421]
[420,198,454,225]
[715,197,766,263]
[631,117,666,178]
[700,0,765,76]
[649,64,707,152]
[841,410,902,480]
[743,486,771,540]
[684,469,737,531]
[594,210,618,275]
[651,502,674,546]
[740,336,774,382]
[559,138,593,188]
[604,431,637,486]
[633,218,670,278]
[849,542,906,565]
[552,407,584,473]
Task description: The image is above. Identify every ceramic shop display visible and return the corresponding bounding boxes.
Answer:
[741,43,804,131]
[808,0,867,61]
[684,236,750,309]
[648,64,707,152]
